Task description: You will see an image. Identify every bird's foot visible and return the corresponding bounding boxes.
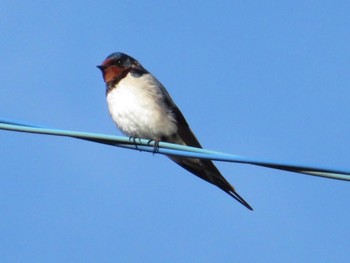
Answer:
[128,136,142,150]
[147,139,160,154]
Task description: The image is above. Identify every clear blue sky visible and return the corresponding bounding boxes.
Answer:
[1,1,350,262]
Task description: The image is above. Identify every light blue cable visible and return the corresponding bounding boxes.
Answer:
[1,118,349,181]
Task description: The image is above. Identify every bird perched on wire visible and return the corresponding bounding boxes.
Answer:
[97,52,252,210]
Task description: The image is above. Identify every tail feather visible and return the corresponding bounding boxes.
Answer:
[227,189,253,211]
[168,155,253,210]
[163,105,252,210]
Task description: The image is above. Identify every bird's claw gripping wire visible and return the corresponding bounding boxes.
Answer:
[147,139,160,154]
[128,136,159,154]
[128,136,142,150]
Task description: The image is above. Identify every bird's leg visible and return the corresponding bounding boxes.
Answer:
[147,139,160,154]
[128,136,141,150]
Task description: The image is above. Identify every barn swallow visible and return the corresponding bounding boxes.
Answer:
[97,52,252,210]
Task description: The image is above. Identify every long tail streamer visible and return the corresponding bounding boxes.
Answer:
[1,119,349,181]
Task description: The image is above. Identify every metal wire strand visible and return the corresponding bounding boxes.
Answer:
[1,118,350,181]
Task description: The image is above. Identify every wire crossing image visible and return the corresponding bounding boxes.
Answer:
[1,118,349,181]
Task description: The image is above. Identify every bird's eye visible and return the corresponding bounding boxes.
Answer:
[116,60,122,65]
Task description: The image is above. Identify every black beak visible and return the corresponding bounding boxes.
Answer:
[97,65,105,71]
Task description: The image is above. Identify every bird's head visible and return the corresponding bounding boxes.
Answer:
[97,52,139,84]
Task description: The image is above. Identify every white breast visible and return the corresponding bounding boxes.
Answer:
[106,72,178,139]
